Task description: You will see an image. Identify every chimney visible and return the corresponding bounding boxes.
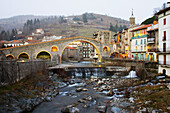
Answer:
[167,2,170,7]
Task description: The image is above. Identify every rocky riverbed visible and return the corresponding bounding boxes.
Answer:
[0,72,169,113]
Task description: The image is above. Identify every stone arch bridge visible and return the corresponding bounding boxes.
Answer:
[0,36,113,64]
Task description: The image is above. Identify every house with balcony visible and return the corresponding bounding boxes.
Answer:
[147,22,159,61]
[156,2,170,76]
[130,24,152,60]
[111,32,122,58]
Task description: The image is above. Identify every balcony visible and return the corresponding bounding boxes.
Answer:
[159,61,170,67]
[148,48,159,52]
[131,49,146,53]
[147,38,155,44]
[131,34,147,40]
[157,47,170,54]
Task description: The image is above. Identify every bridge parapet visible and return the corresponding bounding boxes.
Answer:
[0,36,113,63]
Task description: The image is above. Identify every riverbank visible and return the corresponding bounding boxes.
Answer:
[0,71,169,113]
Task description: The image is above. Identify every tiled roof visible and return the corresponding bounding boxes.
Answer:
[26,40,42,43]
[132,24,152,31]
[0,41,12,43]
[66,46,77,50]
[147,28,158,32]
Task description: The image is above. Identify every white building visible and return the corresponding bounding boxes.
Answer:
[156,3,170,76]
[42,35,62,42]
[147,23,159,61]
[130,24,151,60]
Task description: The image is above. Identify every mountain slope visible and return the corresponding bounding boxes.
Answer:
[0,13,129,31]
[0,15,47,30]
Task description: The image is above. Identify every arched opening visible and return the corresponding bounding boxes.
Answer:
[36,51,52,61]
[6,54,15,60]
[51,46,58,52]
[60,40,101,63]
[110,52,119,58]
[103,46,110,51]
[17,52,29,60]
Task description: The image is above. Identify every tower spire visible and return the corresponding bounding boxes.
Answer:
[131,8,134,17]
[129,8,135,27]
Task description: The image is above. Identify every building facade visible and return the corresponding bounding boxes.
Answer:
[156,5,170,76]
[147,23,159,61]
[130,24,152,60]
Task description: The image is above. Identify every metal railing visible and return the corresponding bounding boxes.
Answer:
[158,61,170,65]
[158,47,170,52]
[131,34,147,39]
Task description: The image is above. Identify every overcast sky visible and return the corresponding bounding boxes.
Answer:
[0,0,168,24]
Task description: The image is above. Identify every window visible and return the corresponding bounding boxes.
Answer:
[141,39,143,44]
[144,39,146,44]
[164,55,166,65]
[136,40,138,45]
[144,46,146,50]
[163,31,166,41]
[141,46,143,51]
[163,43,166,52]
[163,18,166,25]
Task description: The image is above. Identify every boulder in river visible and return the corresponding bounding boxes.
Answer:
[78,99,86,103]
[107,89,115,96]
[71,107,80,113]
[111,106,121,113]
[76,88,82,92]
[45,96,52,102]
[82,88,88,91]
[61,107,70,113]
[97,106,106,113]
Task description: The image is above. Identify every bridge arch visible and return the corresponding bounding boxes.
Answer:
[17,52,30,60]
[60,39,102,63]
[6,54,15,60]
[36,50,52,61]
[51,46,59,52]
[103,46,110,52]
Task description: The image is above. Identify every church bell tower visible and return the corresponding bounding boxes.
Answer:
[129,9,135,27]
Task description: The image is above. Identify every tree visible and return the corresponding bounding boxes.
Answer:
[141,16,158,25]
[59,16,67,24]
[119,25,123,31]
[73,16,80,21]
[109,23,114,31]
[87,13,96,20]
[82,13,88,23]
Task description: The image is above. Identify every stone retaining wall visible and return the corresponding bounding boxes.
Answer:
[0,61,48,86]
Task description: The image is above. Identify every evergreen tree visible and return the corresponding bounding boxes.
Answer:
[109,23,114,31]
[73,16,80,21]
[82,13,88,23]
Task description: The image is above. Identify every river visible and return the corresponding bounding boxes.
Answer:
[32,61,136,113]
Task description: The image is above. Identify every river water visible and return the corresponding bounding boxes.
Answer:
[32,61,136,113]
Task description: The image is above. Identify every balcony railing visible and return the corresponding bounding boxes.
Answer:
[147,38,155,43]
[131,49,146,52]
[131,34,147,40]
[148,48,159,52]
[158,61,170,66]
[158,47,170,52]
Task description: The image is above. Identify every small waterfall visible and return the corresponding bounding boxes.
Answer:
[66,67,106,78]
[124,70,137,78]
